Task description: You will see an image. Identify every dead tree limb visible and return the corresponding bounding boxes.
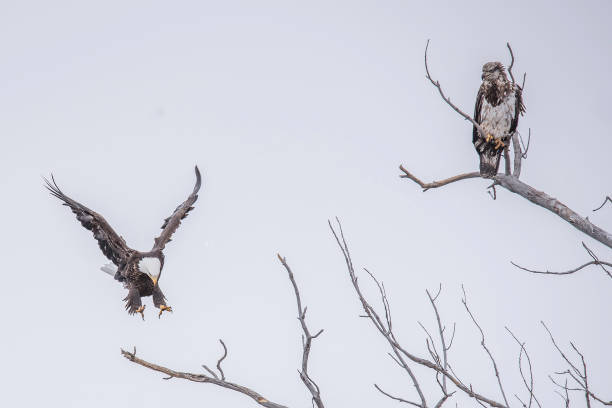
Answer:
[120,347,288,408]
[461,286,510,407]
[277,254,325,408]
[593,196,612,212]
[329,218,508,408]
[543,322,612,406]
[512,242,612,280]
[505,327,542,408]
[399,167,612,251]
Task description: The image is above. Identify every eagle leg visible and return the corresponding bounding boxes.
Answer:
[485,134,493,143]
[158,305,173,319]
[136,305,146,320]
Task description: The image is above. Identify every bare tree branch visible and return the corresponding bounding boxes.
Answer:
[543,322,612,406]
[277,254,325,408]
[511,132,522,177]
[399,166,481,191]
[461,286,510,408]
[120,348,288,408]
[400,163,612,250]
[329,218,509,408]
[217,339,228,381]
[374,384,422,407]
[506,43,517,85]
[512,242,612,280]
[505,327,542,408]
[424,39,488,139]
[593,196,612,212]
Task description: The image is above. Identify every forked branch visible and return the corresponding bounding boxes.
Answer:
[120,347,288,408]
[543,322,612,406]
[277,254,325,408]
[329,218,508,408]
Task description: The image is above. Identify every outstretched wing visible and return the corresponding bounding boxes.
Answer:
[44,175,132,266]
[152,166,202,251]
[472,84,485,144]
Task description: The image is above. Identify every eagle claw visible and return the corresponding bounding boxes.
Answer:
[135,305,146,321]
[493,138,506,150]
[158,305,173,318]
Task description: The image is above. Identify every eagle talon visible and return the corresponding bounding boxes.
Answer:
[136,305,146,321]
[485,134,493,143]
[158,305,173,318]
[494,138,506,150]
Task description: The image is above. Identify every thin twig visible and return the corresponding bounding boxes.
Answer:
[277,254,325,408]
[543,323,612,406]
[593,196,611,212]
[520,129,531,159]
[424,40,488,139]
[461,286,510,408]
[506,43,517,84]
[374,384,421,407]
[505,327,542,408]
[511,260,612,279]
[217,339,228,381]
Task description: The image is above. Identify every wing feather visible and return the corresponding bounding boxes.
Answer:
[510,85,525,135]
[472,84,484,144]
[152,166,202,251]
[44,175,132,266]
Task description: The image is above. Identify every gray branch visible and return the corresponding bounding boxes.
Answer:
[399,167,612,251]
[543,323,612,406]
[329,218,508,408]
[120,348,288,408]
[277,254,325,408]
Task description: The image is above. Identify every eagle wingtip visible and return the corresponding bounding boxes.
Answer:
[193,165,202,193]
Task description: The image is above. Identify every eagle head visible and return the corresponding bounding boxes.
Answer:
[481,61,506,81]
[139,257,162,286]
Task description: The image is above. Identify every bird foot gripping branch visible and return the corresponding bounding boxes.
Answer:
[492,138,506,150]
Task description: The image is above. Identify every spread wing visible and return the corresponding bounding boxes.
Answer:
[152,166,202,251]
[44,175,132,266]
[472,84,485,144]
[510,85,525,135]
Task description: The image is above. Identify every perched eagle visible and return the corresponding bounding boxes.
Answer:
[473,62,525,177]
[45,166,202,320]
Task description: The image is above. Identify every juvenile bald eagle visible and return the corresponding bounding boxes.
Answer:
[473,62,525,177]
[45,166,202,320]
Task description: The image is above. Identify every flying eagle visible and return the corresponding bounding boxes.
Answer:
[473,62,525,177]
[45,166,202,320]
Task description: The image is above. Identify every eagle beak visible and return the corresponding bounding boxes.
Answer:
[148,273,159,286]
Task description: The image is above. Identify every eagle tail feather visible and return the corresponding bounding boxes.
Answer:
[101,263,117,276]
[479,152,501,178]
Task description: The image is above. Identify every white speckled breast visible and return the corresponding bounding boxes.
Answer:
[480,92,516,139]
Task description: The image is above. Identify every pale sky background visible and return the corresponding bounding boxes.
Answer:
[1,1,611,407]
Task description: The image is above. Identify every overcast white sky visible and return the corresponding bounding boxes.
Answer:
[1,1,611,407]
